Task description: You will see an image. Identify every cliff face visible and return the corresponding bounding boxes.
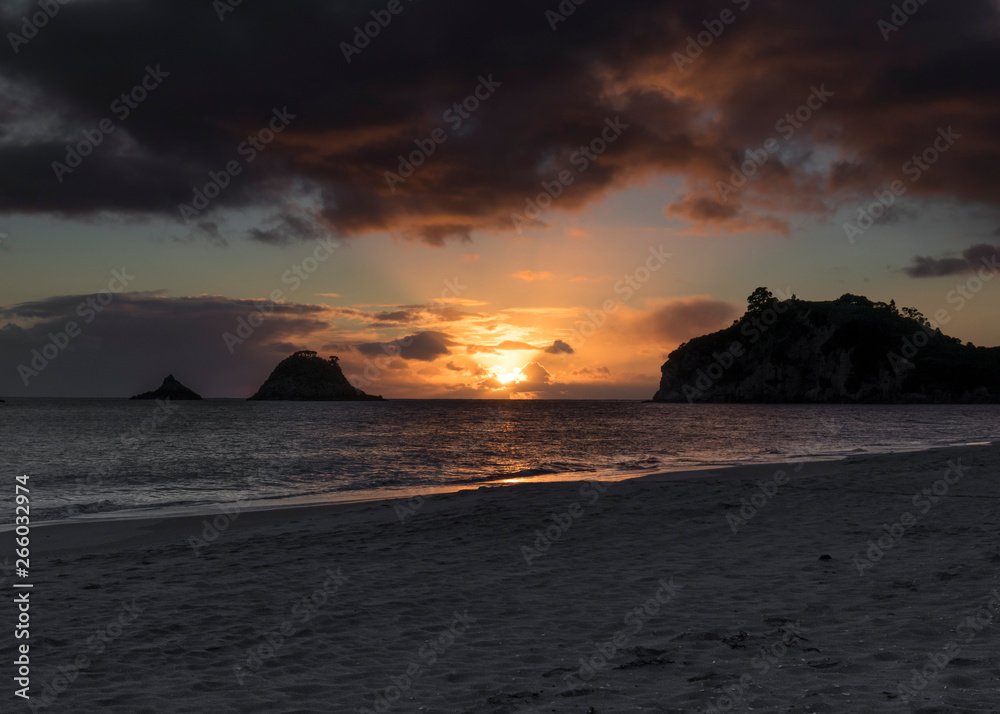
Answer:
[131,374,203,400]
[653,294,1000,403]
[249,351,383,401]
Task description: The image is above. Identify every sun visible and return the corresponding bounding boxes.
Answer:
[489,366,526,385]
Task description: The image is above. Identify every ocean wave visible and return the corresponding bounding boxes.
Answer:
[612,456,663,470]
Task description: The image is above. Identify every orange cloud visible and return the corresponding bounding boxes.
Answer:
[631,296,741,344]
[511,270,554,282]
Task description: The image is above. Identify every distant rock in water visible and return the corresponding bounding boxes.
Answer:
[653,289,1000,404]
[249,351,383,401]
[131,374,203,400]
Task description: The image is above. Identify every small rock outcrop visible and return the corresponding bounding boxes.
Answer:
[131,374,203,400]
[248,351,382,401]
[653,290,1000,403]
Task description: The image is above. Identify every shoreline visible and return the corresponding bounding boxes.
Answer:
[26,440,989,552]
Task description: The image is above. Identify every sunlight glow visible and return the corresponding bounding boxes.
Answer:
[489,366,526,385]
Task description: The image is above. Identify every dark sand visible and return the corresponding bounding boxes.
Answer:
[15,444,1000,712]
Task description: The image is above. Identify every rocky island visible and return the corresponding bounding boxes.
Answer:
[653,289,1000,403]
[249,350,383,401]
[131,374,203,400]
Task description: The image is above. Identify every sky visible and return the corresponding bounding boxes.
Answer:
[1,0,998,399]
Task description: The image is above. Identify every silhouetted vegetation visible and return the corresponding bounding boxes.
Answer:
[654,291,1000,403]
[249,350,383,401]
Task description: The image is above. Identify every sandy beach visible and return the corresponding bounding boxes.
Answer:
[16,443,1000,713]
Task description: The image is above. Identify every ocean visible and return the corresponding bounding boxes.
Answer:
[1,399,998,524]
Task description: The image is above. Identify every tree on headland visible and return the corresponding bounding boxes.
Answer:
[901,306,929,326]
[873,299,900,315]
[747,287,774,313]
[292,349,339,366]
[838,293,873,307]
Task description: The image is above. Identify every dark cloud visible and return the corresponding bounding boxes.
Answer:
[372,310,418,324]
[544,339,575,354]
[436,306,482,322]
[905,256,969,278]
[245,209,329,246]
[1,1,997,243]
[357,331,455,361]
[573,366,610,376]
[466,340,535,354]
[670,195,739,221]
[665,194,789,235]
[904,243,1000,277]
[325,303,478,327]
[180,220,228,247]
[647,297,741,343]
[0,292,333,397]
